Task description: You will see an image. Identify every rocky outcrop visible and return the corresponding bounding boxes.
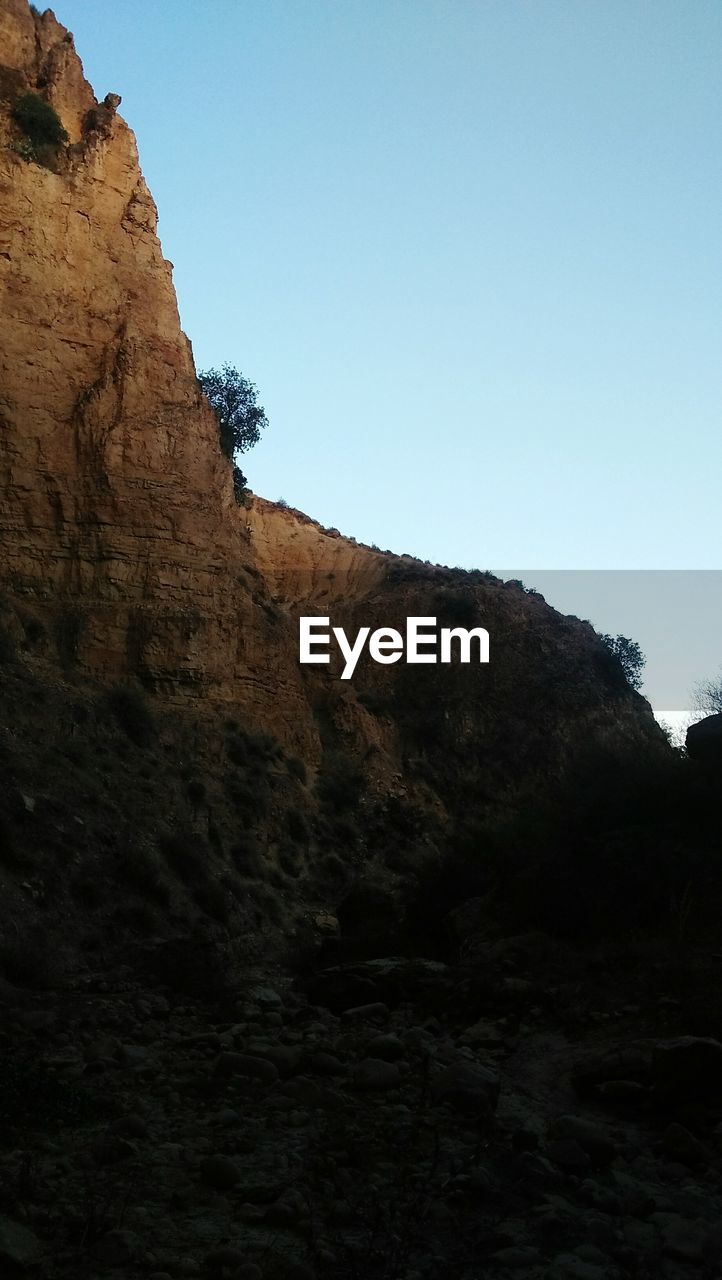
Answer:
[0,0,664,789]
[686,713,722,766]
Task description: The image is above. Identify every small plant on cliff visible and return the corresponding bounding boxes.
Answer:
[9,138,36,162]
[12,92,68,151]
[198,364,268,498]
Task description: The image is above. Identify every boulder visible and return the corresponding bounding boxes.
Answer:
[432,1060,500,1114]
[686,713,722,765]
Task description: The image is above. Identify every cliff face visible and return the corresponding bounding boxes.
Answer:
[0,1,329,753]
[0,0,663,791]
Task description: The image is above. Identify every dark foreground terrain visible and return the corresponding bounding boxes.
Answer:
[2,641,722,1280]
[4,927,722,1280]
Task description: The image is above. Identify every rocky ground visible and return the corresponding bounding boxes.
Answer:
[2,938,722,1280]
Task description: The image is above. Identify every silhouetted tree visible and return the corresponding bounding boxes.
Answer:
[599,634,645,690]
[198,364,268,462]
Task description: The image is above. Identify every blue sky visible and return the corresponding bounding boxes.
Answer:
[56,0,721,591]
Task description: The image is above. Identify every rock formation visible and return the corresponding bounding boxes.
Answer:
[0,0,674,954]
[0,0,663,778]
[0,0,319,753]
[686,712,722,767]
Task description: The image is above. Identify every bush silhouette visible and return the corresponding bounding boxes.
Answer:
[599,633,645,691]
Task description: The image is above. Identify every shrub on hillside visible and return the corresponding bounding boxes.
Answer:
[598,633,645,691]
[434,588,478,628]
[12,92,67,150]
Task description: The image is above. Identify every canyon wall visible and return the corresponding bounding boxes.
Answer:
[0,0,663,791]
[0,0,342,754]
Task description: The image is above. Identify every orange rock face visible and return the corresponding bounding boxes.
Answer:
[0,1,663,788]
[0,1,329,752]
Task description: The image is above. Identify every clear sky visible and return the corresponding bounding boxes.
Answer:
[56,0,721,574]
[54,2,721,600]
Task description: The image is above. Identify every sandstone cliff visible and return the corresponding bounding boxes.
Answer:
[0,1,311,751]
[0,0,663,818]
